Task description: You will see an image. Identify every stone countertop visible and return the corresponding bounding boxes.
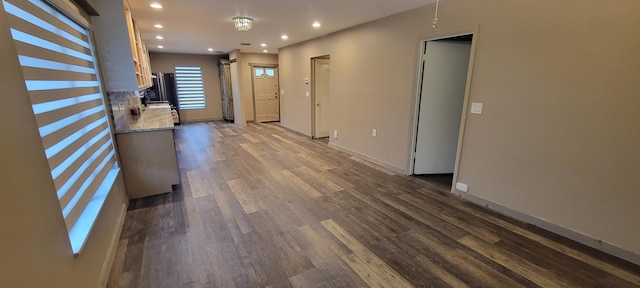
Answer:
[113,103,175,134]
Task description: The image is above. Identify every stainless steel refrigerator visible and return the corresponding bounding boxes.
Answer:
[150,72,180,123]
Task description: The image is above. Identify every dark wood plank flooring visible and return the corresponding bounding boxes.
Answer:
[107,121,640,288]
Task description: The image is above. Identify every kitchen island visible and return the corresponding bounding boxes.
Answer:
[113,102,179,199]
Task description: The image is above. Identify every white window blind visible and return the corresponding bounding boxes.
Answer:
[3,0,119,254]
[175,66,206,109]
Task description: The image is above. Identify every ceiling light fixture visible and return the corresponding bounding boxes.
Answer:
[263,49,268,53]
[281,34,288,40]
[150,3,163,9]
[208,48,213,52]
[260,43,266,47]
[154,24,163,28]
[312,22,321,28]
[232,17,253,32]
[156,35,164,40]
[157,45,164,49]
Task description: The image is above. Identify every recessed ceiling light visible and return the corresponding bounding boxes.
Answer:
[208,48,213,52]
[260,43,267,47]
[281,34,288,40]
[157,45,164,49]
[263,49,268,53]
[154,24,163,28]
[312,22,321,28]
[150,3,163,9]
[156,35,164,40]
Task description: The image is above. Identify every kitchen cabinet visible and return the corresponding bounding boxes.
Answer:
[91,0,152,91]
[124,1,152,88]
[113,103,179,199]
[116,130,179,199]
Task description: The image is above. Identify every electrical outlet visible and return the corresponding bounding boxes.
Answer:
[455,182,468,192]
[372,129,377,137]
[333,130,338,139]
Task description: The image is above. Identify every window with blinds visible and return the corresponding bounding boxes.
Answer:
[175,66,206,109]
[3,0,120,253]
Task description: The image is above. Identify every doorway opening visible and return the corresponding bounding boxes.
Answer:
[252,65,280,122]
[411,33,476,191]
[311,55,330,139]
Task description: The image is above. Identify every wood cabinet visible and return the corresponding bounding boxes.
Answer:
[124,1,152,88]
[92,0,152,91]
[116,129,179,199]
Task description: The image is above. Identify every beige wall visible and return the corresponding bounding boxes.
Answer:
[239,53,279,121]
[279,36,331,135]
[149,52,224,122]
[0,5,128,287]
[278,0,640,262]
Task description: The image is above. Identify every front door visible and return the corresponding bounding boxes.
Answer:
[253,66,280,122]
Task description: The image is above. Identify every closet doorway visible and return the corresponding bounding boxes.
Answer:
[411,33,476,189]
[311,56,330,139]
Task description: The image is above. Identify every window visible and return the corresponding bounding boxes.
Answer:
[175,66,206,109]
[265,68,275,77]
[254,67,275,77]
[3,0,120,253]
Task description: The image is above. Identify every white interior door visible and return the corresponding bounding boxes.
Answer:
[253,67,280,122]
[414,40,472,174]
[314,58,330,138]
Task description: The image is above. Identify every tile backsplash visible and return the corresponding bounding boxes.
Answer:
[108,91,141,129]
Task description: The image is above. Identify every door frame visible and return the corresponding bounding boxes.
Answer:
[249,63,279,122]
[408,27,479,194]
[310,55,330,139]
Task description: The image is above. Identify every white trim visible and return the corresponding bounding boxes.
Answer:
[329,142,406,174]
[98,194,128,287]
[458,192,640,266]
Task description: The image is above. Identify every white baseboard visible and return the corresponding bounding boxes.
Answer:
[328,142,406,175]
[99,200,128,288]
[457,192,640,266]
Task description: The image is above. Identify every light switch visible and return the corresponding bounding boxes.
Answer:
[470,102,483,114]
[305,91,310,97]
[281,89,285,95]
[372,129,377,137]
[334,130,338,139]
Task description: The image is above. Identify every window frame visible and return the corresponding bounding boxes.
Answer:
[3,0,120,254]
[174,65,206,110]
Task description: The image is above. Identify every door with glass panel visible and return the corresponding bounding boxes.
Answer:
[253,66,279,122]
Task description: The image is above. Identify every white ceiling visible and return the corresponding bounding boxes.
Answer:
[126,0,436,55]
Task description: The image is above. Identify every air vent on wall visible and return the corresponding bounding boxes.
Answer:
[240,43,251,46]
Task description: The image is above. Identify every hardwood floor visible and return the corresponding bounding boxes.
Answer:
[107,121,640,288]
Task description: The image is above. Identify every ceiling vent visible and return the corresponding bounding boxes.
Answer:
[240,43,251,46]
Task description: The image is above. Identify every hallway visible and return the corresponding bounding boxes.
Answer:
[107,121,640,287]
